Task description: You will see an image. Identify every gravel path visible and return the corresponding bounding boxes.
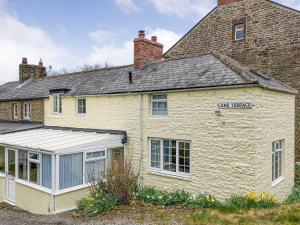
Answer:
[0,204,141,225]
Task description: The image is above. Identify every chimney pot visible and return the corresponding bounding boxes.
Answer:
[134,31,163,69]
[138,30,145,39]
[39,58,43,66]
[22,57,28,64]
[151,36,157,43]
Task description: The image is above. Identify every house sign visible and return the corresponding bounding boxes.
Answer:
[218,102,253,109]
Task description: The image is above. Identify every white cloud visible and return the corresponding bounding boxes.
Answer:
[86,28,181,66]
[114,0,142,13]
[88,30,116,45]
[148,0,215,19]
[0,6,78,84]
[147,28,182,52]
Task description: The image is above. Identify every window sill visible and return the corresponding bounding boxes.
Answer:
[16,179,52,194]
[272,177,285,188]
[76,113,86,117]
[148,170,192,181]
[54,183,89,196]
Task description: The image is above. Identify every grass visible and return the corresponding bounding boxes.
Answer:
[83,202,300,225]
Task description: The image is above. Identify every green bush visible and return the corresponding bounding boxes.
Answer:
[137,187,220,208]
[285,187,300,204]
[77,192,117,219]
[218,193,278,213]
[185,193,220,209]
[137,187,192,206]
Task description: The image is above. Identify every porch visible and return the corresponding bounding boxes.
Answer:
[0,127,126,214]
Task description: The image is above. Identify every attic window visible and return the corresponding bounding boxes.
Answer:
[232,18,246,41]
[235,24,245,40]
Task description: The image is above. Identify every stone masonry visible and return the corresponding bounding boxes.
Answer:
[0,100,44,123]
[165,0,300,161]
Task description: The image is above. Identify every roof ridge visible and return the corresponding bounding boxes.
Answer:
[48,64,133,79]
[211,51,257,83]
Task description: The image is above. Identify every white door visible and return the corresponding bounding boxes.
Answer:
[6,149,16,203]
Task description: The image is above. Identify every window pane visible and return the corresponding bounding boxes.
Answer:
[235,24,244,40]
[18,150,28,180]
[0,146,5,173]
[59,153,83,190]
[78,99,86,114]
[163,140,176,172]
[29,162,40,184]
[59,96,62,113]
[179,142,191,174]
[85,159,105,181]
[151,140,161,169]
[86,151,105,159]
[8,150,15,177]
[152,95,167,116]
[53,95,58,113]
[42,154,52,189]
[29,153,39,160]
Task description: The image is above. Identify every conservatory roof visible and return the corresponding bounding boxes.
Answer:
[0,127,125,154]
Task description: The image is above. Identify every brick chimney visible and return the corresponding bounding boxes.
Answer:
[19,58,47,83]
[133,30,164,69]
[218,0,241,6]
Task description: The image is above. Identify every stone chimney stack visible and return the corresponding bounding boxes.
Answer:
[19,57,47,83]
[133,30,164,69]
[218,0,241,6]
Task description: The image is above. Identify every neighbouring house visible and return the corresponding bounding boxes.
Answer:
[0,30,297,214]
[0,58,46,123]
[164,0,300,162]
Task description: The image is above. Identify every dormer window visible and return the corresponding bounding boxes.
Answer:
[232,18,246,41]
[53,94,62,114]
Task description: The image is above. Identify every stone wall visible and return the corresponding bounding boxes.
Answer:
[0,99,44,123]
[165,0,300,161]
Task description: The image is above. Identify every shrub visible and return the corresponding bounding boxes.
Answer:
[219,192,278,213]
[137,187,192,206]
[86,156,139,205]
[185,193,220,209]
[106,156,139,204]
[285,187,300,204]
[137,187,220,208]
[77,192,117,219]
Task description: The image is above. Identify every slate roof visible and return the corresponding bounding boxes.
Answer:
[0,54,296,101]
[0,121,43,134]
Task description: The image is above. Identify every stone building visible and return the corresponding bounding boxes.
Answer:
[164,0,300,162]
[0,58,46,123]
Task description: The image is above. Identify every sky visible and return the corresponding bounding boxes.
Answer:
[0,0,299,85]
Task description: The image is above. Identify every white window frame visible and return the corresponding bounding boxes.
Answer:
[76,98,86,116]
[235,23,245,40]
[272,140,284,186]
[23,102,30,120]
[13,104,18,120]
[151,94,168,116]
[149,138,191,178]
[28,152,42,185]
[53,94,62,114]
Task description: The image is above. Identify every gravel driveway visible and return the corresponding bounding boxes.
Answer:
[0,203,141,225]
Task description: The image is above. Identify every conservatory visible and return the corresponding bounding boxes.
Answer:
[0,127,126,214]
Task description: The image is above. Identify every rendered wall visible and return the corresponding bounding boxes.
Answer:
[44,87,295,200]
[54,187,89,213]
[16,183,52,214]
[0,176,4,202]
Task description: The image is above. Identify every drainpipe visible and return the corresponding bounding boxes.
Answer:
[138,94,144,185]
